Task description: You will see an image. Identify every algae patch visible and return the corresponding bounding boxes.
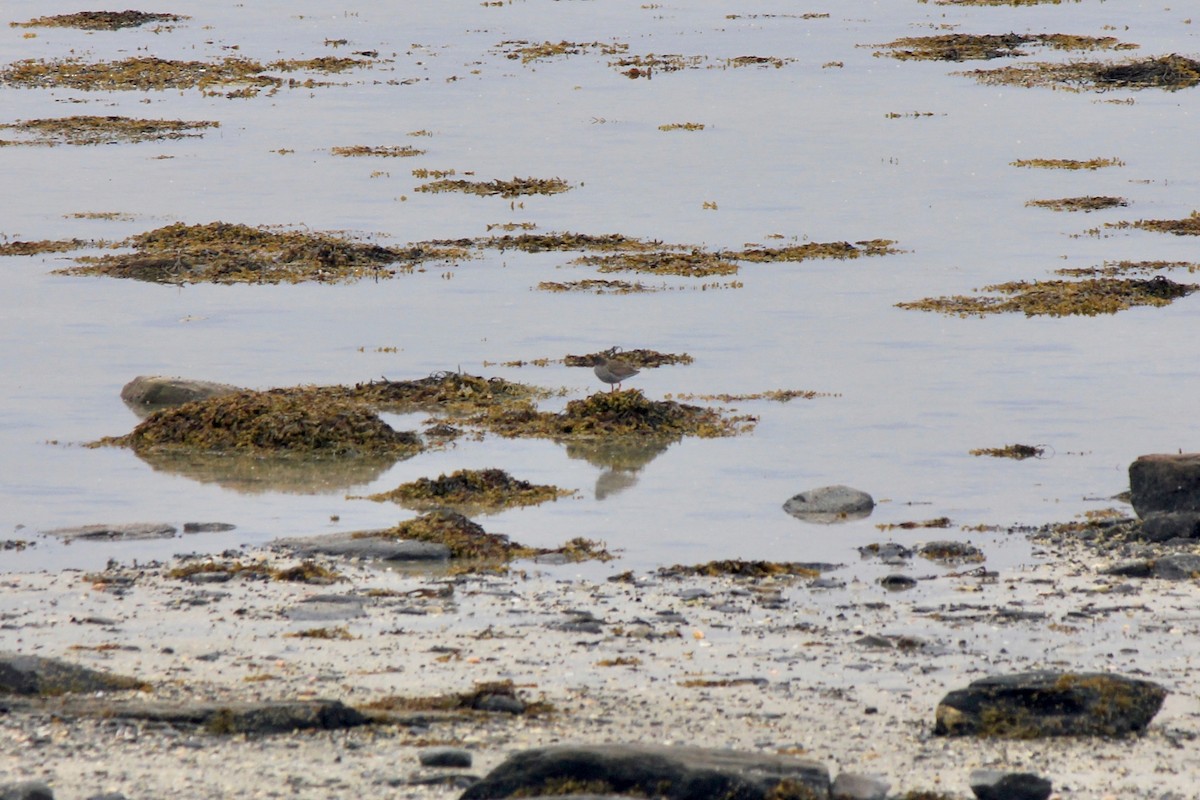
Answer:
[94,390,423,457]
[965,54,1200,92]
[875,33,1130,62]
[898,275,1196,317]
[1103,211,1200,237]
[0,116,218,147]
[1011,157,1124,171]
[358,468,574,514]
[971,444,1046,459]
[369,511,610,565]
[11,11,186,30]
[415,177,572,198]
[55,221,467,284]
[1026,196,1127,212]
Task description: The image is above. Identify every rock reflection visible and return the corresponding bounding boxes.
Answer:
[132,450,402,494]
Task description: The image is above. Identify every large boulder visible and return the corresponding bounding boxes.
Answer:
[1129,453,1200,517]
[459,743,830,800]
[935,671,1166,737]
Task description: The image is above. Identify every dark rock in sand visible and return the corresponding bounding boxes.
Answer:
[832,772,890,800]
[0,653,148,696]
[783,485,874,523]
[272,531,451,562]
[878,574,917,591]
[419,747,473,768]
[857,542,913,562]
[183,522,237,533]
[51,697,368,734]
[1138,511,1200,542]
[969,769,1052,800]
[0,781,54,800]
[1105,553,1200,580]
[284,594,368,621]
[918,540,984,564]
[41,522,176,542]
[935,671,1166,737]
[459,743,830,800]
[121,375,241,415]
[1129,453,1200,517]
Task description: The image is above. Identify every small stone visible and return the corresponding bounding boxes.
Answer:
[969,769,1052,800]
[879,574,917,591]
[419,747,473,768]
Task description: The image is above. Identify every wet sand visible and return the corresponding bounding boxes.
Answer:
[2,532,1197,799]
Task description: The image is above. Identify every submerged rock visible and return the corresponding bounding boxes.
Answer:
[41,522,176,542]
[272,531,451,562]
[935,671,1166,737]
[783,485,874,523]
[459,743,830,800]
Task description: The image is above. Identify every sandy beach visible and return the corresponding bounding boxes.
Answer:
[2,526,1198,799]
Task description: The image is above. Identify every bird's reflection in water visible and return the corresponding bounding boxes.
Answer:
[563,437,675,500]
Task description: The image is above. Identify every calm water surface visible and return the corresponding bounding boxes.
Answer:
[2,0,1199,576]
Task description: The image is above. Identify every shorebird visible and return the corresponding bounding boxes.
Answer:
[593,351,640,392]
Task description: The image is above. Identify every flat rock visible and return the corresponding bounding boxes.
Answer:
[783,485,874,523]
[1138,511,1200,542]
[459,743,830,800]
[419,747,473,768]
[272,531,451,562]
[120,375,241,415]
[1129,453,1200,517]
[41,522,177,542]
[36,697,367,735]
[969,769,1052,800]
[1104,553,1200,580]
[0,782,54,800]
[832,772,890,800]
[935,671,1166,737]
[0,653,147,696]
[283,594,368,621]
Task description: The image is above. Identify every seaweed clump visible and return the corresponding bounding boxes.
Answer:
[95,390,423,457]
[12,11,186,30]
[470,389,755,441]
[658,560,832,578]
[371,510,610,564]
[56,221,466,284]
[971,443,1045,459]
[0,116,218,146]
[329,372,552,414]
[1103,211,1200,237]
[897,275,1196,317]
[361,468,573,513]
[1026,196,1127,212]
[876,33,1128,62]
[965,54,1200,92]
[415,177,572,198]
[167,559,344,584]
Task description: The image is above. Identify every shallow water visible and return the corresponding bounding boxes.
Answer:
[2,0,1199,576]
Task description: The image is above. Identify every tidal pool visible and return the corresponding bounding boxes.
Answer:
[2,0,1199,578]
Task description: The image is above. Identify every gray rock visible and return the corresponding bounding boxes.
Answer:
[419,747,473,768]
[1104,553,1200,580]
[1139,511,1200,542]
[857,542,913,561]
[120,375,241,415]
[969,769,1052,800]
[284,594,367,621]
[935,671,1166,737]
[41,523,177,542]
[183,522,237,534]
[472,692,526,715]
[0,652,147,696]
[459,743,829,800]
[1129,453,1200,517]
[0,781,54,800]
[272,532,451,562]
[832,772,890,800]
[783,485,874,523]
[879,574,917,591]
[48,697,367,735]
